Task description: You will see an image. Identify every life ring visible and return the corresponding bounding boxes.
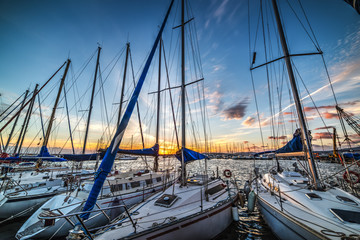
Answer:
[223,169,232,178]
[343,171,360,184]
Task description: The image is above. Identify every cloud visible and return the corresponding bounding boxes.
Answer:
[214,0,229,23]
[268,136,287,140]
[314,132,333,139]
[303,105,335,112]
[211,64,224,73]
[205,88,224,115]
[323,112,338,119]
[223,98,248,120]
[283,112,293,115]
[242,116,255,127]
[288,117,313,123]
[315,126,335,130]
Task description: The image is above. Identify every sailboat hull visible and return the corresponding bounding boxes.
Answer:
[0,194,54,220]
[116,200,234,240]
[16,177,175,240]
[257,195,324,240]
[253,172,360,240]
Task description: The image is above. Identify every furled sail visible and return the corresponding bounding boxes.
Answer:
[254,129,304,157]
[117,143,159,156]
[276,128,303,153]
[62,152,105,161]
[175,148,209,163]
[0,146,67,162]
[80,0,174,220]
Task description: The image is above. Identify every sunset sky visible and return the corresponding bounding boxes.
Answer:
[0,0,359,154]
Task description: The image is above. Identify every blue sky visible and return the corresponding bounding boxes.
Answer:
[0,0,359,154]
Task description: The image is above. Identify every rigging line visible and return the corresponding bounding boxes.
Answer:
[63,82,75,154]
[185,90,199,150]
[0,61,67,134]
[248,0,263,61]
[58,105,89,153]
[129,47,149,170]
[284,0,320,51]
[249,1,266,151]
[197,82,207,152]
[189,86,201,150]
[265,0,280,149]
[162,39,180,149]
[37,93,45,140]
[0,91,26,120]
[291,60,333,138]
[261,0,276,152]
[187,1,204,77]
[66,47,126,131]
[319,54,340,105]
[98,66,111,141]
[0,94,27,124]
[296,0,321,50]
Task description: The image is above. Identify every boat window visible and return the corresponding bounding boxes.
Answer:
[336,196,358,205]
[330,209,360,224]
[205,184,225,195]
[305,193,322,200]
[130,181,140,188]
[146,179,153,185]
[156,177,162,182]
[110,184,123,192]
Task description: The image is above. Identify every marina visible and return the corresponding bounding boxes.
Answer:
[0,0,360,239]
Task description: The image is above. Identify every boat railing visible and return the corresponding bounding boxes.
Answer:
[2,177,28,195]
[38,204,136,240]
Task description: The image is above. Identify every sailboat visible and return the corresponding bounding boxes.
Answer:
[67,1,238,239]
[0,60,75,222]
[16,38,176,238]
[249,0,360,239]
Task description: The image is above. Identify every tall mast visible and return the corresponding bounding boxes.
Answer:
[83,47,101,154]
[4,90,29,152]
[43,60,71,147]
[117,43,130,127]
[154,38,162,172]
[181,0,186,186]
[271,0,321,189]
[17,84,38,155]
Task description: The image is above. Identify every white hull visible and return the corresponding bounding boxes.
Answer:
[17,174,175,239]
[253,172,360,240]
[118,200,234,240]
[257,195,324,240]
[96,178,238,240]
[0,180,68,220]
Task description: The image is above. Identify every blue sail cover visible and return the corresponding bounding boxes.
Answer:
[343,152,360,160]
[276,129,303,153]
[175,148,209,163]
[62,152,105,161]
[80,0,174,220]
[254,129,303,157]
[0,146,67,162]
[117,143,159,156]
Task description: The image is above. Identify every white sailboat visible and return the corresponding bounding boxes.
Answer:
[16,170,175,239]
[85,0,239,239]
[249,0,360,239]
